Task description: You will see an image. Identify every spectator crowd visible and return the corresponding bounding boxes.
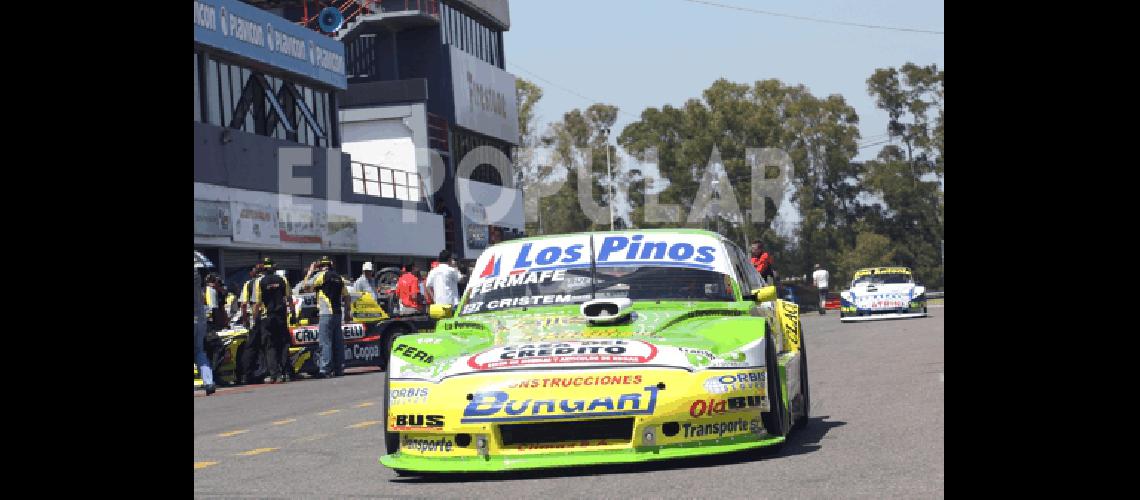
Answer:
[194,250,466,395]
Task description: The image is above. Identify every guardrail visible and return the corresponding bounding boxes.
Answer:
[927,291,944,299]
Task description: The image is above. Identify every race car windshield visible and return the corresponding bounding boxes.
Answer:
[459,266,735,315]
[853,273,912,285]
[460,268,595,315]
[460,232,737,315]
[593,266,734,302]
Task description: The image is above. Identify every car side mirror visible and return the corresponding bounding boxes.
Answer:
[429,304,454,320]
[752,286,777,303]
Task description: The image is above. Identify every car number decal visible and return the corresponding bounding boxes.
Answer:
[778,300,800,352]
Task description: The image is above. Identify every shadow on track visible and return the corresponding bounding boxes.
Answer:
[391,416,846,483]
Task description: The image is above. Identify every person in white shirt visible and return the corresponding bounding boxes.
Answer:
[351,261,379,302]
[425,249,462,308]
[811,264,830,315]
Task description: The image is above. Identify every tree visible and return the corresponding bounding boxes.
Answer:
[862,63,945,288]
[833,232,897,284]
[514,66,944,290]
[513,77,545,189]
[530,104,620,235]
[855,147,943,287]
[618,78,863,279]
[866,63,944,179]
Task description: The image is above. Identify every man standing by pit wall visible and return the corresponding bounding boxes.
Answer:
[750,240,775,283]
[396,263,422,315]
[195,262,216,395]
[812,264,830,315]
[301,256,352,378]
[352,262,378,302]
[425,250,462,309]
[252,259,294,383]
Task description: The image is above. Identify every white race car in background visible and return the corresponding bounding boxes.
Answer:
[839,267,927,322]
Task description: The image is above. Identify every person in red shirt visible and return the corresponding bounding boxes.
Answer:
[396,263,421,315]
[750,239,775,282]
[418,270,432,306]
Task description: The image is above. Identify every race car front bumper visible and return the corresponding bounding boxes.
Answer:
[380,366,785,473]
[839,297,926,323]
[379,432,786,473]
[839,312,927,322]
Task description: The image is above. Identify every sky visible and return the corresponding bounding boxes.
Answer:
[503,0,944,162]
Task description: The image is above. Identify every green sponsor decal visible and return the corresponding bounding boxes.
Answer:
[687,352,710,367]
[399,357,456,378]
[722,351,746,362]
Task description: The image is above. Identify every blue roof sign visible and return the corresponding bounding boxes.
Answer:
[194,0,347,90]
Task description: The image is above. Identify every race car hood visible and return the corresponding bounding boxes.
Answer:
[389,302,767,382]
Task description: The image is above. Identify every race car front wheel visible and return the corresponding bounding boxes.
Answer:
[793,324,811,430]
[379,323,411,372]
[382,350,399,455]
[761,322,788,438]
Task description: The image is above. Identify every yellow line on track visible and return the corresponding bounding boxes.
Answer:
[195,461,218,469]
[347,420,381,429]
[318,409,341,416]
[218,429,249,437]
[272,418,297,425]
[354,402,376,408]
[237,448,278,457]
[293,433,330,443]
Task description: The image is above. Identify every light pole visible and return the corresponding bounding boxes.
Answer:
[600,127,614,230]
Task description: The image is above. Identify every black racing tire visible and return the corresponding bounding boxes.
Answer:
[760,321,789,438]
[380,323,412,371]
[382,349,400,455]
[386,322,412,338]
[793,324,811,430]
[381,322,414,453]
[378,340,390,372]
[303,349,322,377]
[379,323,412,371]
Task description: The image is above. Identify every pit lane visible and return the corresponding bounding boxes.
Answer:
[194,307,944,498]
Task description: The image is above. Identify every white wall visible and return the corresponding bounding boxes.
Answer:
[341,120,417,173]
[194,182,445,257]
[339,103,432,199]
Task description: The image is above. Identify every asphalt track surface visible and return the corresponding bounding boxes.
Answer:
[194,306,944,498]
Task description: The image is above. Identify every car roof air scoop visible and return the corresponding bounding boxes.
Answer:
[581,298,633,324]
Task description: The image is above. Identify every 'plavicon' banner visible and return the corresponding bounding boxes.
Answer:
[193,0,347,90]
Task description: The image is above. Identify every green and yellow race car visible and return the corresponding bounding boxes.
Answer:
[380,229,810,474]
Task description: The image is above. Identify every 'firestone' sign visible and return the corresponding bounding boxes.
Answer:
[449,46,519,145]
